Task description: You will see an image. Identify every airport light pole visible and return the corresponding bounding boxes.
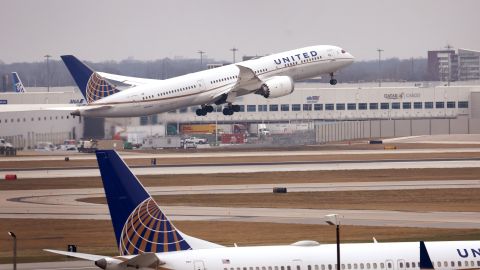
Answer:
[325,214,341,270]
[230,47,239,63]
[44,54,51,92]
[377,49,383,87]
[8,231,17,270]
[197,50,205,67]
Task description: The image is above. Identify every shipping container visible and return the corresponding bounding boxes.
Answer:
[221,133,246,144]
[180,124,216,134]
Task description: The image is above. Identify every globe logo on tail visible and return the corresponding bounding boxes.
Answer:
[86,73,119,103]
[119,198,191,255]
[15,83,24,93]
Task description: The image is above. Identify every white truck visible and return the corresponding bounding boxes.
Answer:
[142,136,182,149]
[248,123,271,137]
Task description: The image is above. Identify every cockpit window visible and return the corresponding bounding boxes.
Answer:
[341,49,346,54]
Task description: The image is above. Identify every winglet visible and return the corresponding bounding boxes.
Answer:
[420,241,435,269]
[11,72,26,93]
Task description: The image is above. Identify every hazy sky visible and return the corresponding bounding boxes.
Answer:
[1,0,479,63]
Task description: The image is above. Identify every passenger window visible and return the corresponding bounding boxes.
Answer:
[328,265,332,270]
[263,267,266,270]
[353,263,358,269]
[314,265,318,270]
[379,263,384,269]
[372,263,377,269]
[458,261,462,267]
[308,266,311,270]
[281,267,284,270]
[287,267,291,270]
[321,265,325,270]
[366,263,370,269]
[347,264,352,269]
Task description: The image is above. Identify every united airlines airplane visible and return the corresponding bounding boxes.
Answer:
[45,150,480,270]
[60,45,354,117]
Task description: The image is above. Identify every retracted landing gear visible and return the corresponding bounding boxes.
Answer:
[329,73,338,85]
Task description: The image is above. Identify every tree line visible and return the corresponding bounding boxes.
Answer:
[0,57,428,91]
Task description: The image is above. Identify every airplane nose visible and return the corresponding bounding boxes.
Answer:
[347,52,355,60]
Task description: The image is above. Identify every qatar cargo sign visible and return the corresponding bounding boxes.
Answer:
[384,92,421,100]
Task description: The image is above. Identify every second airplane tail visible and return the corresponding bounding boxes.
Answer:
[61,55,119,104]
[11,72,26,93]
[95,150,192,255]
[95,150,222,255]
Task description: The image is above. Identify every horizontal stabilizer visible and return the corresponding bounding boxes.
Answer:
[43,249,105,261]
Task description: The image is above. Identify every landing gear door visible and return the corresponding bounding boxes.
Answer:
[194,260,206,270]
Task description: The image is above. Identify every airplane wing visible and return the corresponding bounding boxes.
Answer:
[212,64,263,102]
[97,72,160,87]
[0,104,77,113]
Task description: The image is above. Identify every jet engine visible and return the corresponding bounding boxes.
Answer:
[256,76,294,99]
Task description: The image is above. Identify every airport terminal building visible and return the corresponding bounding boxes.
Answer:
[1,83,479,148]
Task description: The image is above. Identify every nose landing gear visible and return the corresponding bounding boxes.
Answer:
[329,73,337,85]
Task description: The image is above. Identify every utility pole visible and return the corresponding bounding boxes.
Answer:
[377,49,383,87]
[8,232,17,270]
[230,47,239,63]
[44,54,51,92]
[325,214,341,270]
[197,50,205,67]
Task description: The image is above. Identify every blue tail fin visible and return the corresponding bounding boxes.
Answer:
[61,55,119,104]
[11,72,26,93]
[419,241,434,269]
[95,150,192,255]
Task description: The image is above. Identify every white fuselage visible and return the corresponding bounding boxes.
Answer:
[80,45,354,117]
[114,241,479,270]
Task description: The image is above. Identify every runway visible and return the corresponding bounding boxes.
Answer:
[2,148,480,162]
[1,180,479,228]
[3,158,480,178]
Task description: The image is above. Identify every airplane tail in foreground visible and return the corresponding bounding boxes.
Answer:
[61,55,119,104]
[95,150,221,255]
[11,72,26,93]
[419,241,435,270]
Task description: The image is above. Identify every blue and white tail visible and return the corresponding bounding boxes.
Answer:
[95,150,221,255]
[11,72,26,93]
[61,55,119,104]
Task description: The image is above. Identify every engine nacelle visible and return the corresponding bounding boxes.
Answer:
[257,76,294,99]
[94,257,125,270]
